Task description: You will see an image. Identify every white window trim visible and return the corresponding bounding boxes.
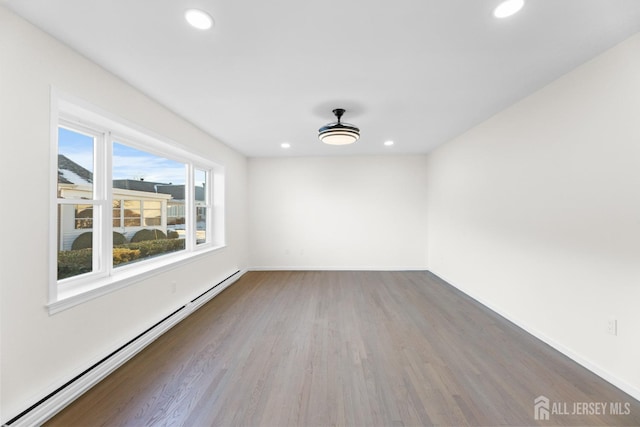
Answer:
[49,245,226,314]
[194,167,215,247]
[49,88,226,314]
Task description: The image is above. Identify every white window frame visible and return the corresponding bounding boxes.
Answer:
[49,90,225,314]
[194,167,212,246]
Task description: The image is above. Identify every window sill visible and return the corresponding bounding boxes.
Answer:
[48,245,226,315]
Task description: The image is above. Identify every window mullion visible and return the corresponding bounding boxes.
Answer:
[92,131,103,274]
[104,132,113,276]
[103,132,114,276]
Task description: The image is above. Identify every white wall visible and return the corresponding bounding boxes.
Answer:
[0,7,248,421]
[249,155,428,270]
[426,32,640,399]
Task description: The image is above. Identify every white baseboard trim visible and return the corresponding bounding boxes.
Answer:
[4,269,245,427]
[428,270,640,403]
[248,266,428,272]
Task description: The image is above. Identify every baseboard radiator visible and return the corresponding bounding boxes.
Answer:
[3,270,243,427]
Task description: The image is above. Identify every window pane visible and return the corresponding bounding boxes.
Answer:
[123,200,141,212]
[196,206,207,245]
[195,169,206,202]
[195,169,208,245]
[58,204,96,250]
[57,127,94,199]
[112,142,186,268]
[58,205,94,280]
[123,200,141,227]
[74,204,93,229]
[143,210,162,226]
[167,202,185,238]
[112,200,122,227]
[143,201,162,226]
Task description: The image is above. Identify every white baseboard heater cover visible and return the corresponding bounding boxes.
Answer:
[3,270,243,427]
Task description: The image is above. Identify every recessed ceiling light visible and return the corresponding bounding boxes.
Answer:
[493,0,525,18]
[281,143,291,149]
[185,9,214,30]
[384,140,394,146]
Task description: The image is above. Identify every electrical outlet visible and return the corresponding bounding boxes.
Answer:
[607,318,617,336]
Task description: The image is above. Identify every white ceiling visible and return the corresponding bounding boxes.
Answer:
[5,0,640,157]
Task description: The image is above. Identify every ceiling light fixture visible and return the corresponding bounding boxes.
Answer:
[185,9,214,30]
[493,0,525,18]
[384,140,394,146]
[281,142,291,149]
[318,108,360,145]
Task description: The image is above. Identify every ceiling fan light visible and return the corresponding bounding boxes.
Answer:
[319,131,359,145]
[318,109,360,145]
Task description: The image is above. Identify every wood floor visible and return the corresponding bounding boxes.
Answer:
[46,271,640,426]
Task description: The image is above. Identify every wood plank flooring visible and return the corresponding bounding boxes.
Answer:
[46,271,640,426]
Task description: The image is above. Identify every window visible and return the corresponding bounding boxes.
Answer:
[110,142,188,268]
[57,125,100,279]
[195,168,210,245]
[51,94,225,311]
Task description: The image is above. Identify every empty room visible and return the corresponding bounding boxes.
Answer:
[1,0,640,426]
